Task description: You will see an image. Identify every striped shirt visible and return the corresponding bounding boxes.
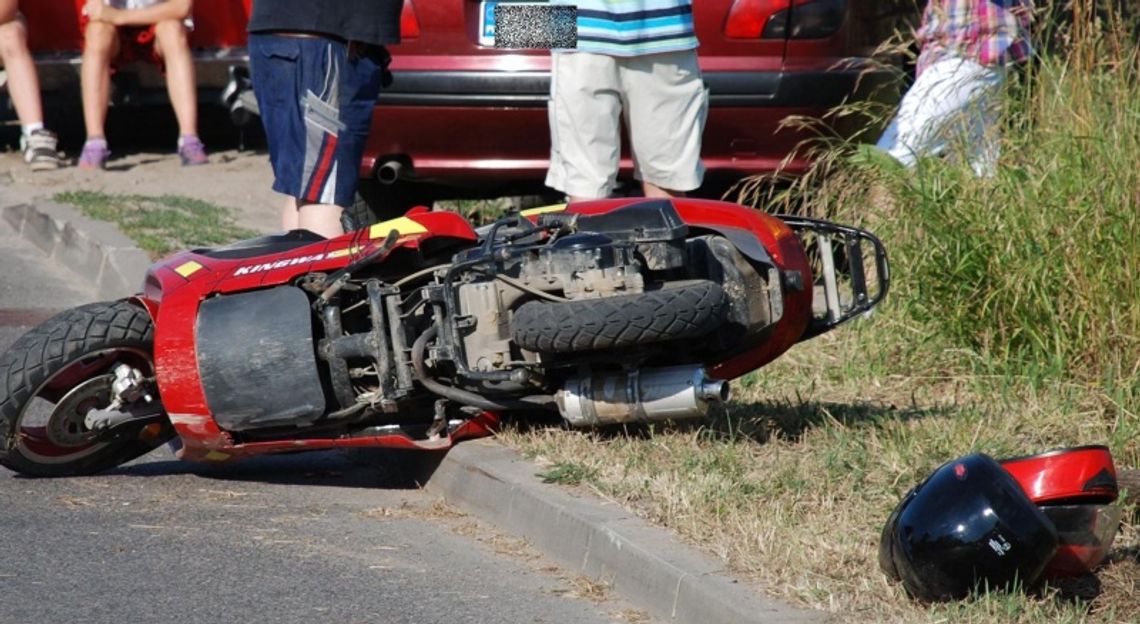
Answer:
[917,0,1034,74]
[554,0,698,57]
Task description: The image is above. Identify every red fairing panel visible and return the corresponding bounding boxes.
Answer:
[141,211,476,456]
[172,412,501,463]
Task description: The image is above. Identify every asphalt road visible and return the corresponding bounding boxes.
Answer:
[0,219,641,624]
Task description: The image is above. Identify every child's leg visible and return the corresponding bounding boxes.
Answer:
[80,20,120,140]
[153,19,198,138]
[0,12,46,128]
[963,75,1005,177]
[882,57,1004,170]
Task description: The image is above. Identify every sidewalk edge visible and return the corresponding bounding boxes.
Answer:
[425,440,828,624]
[2,201,149,300]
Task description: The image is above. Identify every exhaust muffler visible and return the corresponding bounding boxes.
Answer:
[376,160,406,185]
[557,365,729,428]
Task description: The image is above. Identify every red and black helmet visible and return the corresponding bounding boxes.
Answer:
[878,454,1059,601]
[999,446,1120,579]
[880,446,1124,600]
[1000,445,1118,505]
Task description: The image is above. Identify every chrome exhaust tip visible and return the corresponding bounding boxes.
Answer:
[557,365,731,428]
[698,379,731,403]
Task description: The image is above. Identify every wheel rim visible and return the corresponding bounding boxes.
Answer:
[12,347,152,465]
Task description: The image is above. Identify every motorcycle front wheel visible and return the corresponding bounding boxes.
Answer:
[0,301,174,477]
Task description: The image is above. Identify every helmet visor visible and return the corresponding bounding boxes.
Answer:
[1040,503,1122,578]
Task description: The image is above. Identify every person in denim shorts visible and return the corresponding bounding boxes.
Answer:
[248,0,400,238]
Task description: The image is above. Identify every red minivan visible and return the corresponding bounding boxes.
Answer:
[13,0,912,213]
[366,0,912,212]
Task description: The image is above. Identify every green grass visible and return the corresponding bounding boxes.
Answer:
[504,5,1140,621]
[55,190,258,258]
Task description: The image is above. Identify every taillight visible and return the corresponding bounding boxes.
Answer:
[725,0,846,40]
[724,0,791,39]
[401,0,421,39]
[772,0,846,39]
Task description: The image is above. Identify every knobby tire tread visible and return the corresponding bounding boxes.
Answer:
[511,280,728,353]
[0,301,165,477]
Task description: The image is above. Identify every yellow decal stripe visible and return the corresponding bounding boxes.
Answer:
[327,246,362,259]
[204,451,231,462]
[520,204,568,217]
[369,216,428,239]
[174,261,203,277]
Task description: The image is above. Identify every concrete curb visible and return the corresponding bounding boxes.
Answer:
[2,201,150,300]
[425,440,828,624]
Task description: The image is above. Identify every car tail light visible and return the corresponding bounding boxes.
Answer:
[401,0,421,39]
[725,0,846,40]
[724,0,790,39]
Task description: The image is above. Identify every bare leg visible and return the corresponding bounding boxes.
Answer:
[642,180,685,199]
[297,203,345,238]
[280,195,300,231]
[280,196,344,238]
[570,181,683,204]
[153,19,198,137]
[0,18,45,127]
[80,20,119,140]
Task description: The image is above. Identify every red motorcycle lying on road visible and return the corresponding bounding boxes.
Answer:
[0,198,888,477]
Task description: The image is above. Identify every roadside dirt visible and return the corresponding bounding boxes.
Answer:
[0,105,281,234]
[0,146,281,235]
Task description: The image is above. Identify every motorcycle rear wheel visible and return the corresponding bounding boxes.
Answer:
[511,279,728,353]
[0,301,173,477]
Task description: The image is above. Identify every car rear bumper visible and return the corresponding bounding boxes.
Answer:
[376,67,892,109]
[363,66,896,184]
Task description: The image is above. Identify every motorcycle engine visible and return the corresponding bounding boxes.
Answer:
[455,233,646,373]
[517,233,644,300]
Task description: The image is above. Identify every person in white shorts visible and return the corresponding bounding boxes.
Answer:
[546,1,706,202]
[875,0,1033,177]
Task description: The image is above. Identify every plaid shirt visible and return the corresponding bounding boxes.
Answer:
[916,0,1034,74]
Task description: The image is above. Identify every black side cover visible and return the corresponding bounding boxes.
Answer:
[575,199,689,243]
[196,286,326,431]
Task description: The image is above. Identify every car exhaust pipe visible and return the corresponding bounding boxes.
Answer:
[376,160,406,185]
[556,365,730,428]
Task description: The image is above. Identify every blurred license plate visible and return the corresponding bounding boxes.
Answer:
[480,1,574,48]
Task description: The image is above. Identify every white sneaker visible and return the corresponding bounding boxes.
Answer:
[21,129,63,171]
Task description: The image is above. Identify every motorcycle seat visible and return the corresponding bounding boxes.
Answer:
[192,229,327,260]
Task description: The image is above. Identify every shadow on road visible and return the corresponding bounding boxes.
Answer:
[103,446,447,490]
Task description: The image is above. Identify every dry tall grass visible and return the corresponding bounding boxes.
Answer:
[506,2,1140,620]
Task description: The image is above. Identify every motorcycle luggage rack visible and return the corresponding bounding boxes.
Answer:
[778,216,890,340]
